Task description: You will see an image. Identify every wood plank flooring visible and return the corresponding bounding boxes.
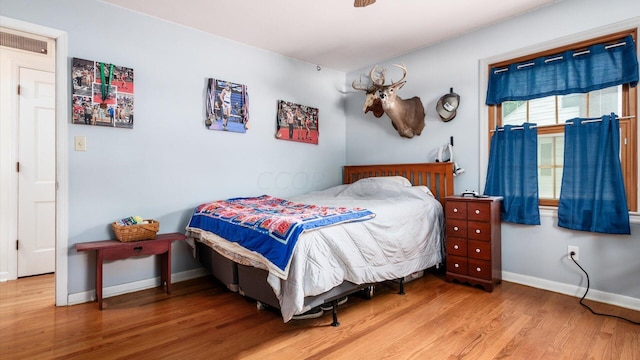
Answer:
[1,271,638,360]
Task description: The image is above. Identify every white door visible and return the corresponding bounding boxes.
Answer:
[17,67,56,277]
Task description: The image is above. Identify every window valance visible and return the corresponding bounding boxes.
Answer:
[486,35,638,105]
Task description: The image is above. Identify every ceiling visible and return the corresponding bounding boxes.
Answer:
[101,0,559,72]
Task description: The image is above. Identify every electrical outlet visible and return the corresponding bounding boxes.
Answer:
[568,245,579,260]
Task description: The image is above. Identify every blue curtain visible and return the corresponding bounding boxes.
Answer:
[484,123,540,225]
[486,35,638,105]
[558,114,630,234]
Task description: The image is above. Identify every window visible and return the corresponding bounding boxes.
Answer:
[487,31,638,211]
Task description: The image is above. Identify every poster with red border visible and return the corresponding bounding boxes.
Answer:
[275,100,318,145]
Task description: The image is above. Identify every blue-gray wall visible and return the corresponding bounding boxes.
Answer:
[2,0,639,307]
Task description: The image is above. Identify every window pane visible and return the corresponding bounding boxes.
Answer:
[538,167,554,198]
[529,96,556,125]
[538,134,563,200]
[555,135,564,166]
[589,86,621,116]
[539,138,553,166]
[555,167,563,199]
[502,101,526,125]
[558,93,586,122]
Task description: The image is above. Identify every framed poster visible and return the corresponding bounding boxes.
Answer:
[71,57,134,129]
[275,100,318,144]
[205,78,249,133]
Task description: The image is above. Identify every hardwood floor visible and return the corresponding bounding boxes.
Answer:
[1,271,638,360]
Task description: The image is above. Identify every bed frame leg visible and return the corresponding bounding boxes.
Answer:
[330,300,340,327]
[398,278,405,295]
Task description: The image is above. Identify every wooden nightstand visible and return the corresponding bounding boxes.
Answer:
[444,196,502,292]
[75,232,187,309]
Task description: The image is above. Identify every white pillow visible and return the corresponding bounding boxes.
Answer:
[373,176,412,187]
[413,185,434,197]
[340,177,407,197]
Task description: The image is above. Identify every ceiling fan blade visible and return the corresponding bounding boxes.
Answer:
[354,0,376,7]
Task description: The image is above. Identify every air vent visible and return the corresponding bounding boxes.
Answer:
[0,31,47,54]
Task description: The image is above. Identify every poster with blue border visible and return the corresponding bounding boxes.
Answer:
[205,78,249,133]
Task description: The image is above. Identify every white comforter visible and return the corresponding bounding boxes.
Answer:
[189,177,444,322]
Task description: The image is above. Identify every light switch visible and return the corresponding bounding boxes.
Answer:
[75,136,87,151]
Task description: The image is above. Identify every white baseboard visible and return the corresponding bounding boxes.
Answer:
[67,267,208,305]
[502,271,640,312]
[66,268,640,312]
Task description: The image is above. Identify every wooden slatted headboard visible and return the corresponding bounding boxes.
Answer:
[343,162,455,206]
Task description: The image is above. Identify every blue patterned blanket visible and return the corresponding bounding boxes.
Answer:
[187,195,375,273]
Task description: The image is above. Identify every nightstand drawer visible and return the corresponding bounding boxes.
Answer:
[446,238,467,257]
[468,240,490,260]
[467,202,491,222]
[468,258,492,280]
[446,219,467,238]
[445,201,467,220]
[467,221,491,241]
[446,255,468,275]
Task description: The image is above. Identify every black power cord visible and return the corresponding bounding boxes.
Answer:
[569,252,639,325]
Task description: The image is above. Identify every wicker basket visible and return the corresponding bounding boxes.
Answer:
[112,219,159,242]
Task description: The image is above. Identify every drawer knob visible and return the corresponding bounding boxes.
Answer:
[475,229,481,234]
[453,226,459,231]
[476,267,482,272]
[134,246,143,253]
[475,248,481,253]
[475,209,480,215]
[453,208,458,213]
[454,263,460,268]
[453,245,459,250]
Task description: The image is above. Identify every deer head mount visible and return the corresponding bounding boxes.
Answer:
[353,64,425,138]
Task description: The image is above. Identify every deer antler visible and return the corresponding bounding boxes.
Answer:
[354,0,376,8]
[352,77,371,91]
[389,63,408,86]
[352,66,385,92]
[370,66,386,86]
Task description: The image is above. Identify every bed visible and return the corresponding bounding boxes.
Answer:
[186,162,454,325]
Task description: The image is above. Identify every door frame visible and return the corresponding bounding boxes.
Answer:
[1,16,69,306]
